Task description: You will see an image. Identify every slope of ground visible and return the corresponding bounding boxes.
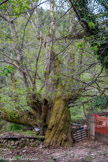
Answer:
[0,139,108,162]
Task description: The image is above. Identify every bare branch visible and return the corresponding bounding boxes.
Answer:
[0,59,18,67]
[0,13,9,22]
[63,31,85,40]
[33,39,43,90]
[69,0,89,31]
[0,59,29,88]
[0,0,8,6]
[0,52,18,62]
[62,61,99,78]
[21,10,34,49]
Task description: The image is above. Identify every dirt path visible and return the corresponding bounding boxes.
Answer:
[0,139,108,162]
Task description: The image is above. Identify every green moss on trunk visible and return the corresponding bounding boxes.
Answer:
[44,97,72,147]
[0,105,37,127]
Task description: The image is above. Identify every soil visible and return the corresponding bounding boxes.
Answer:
[0,139,108,162]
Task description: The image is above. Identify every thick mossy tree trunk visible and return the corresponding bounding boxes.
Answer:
[26,93,52,135]
[44,82,72,147]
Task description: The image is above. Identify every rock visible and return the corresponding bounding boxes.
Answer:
[11,140,14,146]
[22,150,26,153]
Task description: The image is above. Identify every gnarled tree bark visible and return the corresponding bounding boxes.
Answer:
[44,81,72,147]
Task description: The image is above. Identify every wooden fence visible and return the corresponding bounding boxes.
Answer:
[73,128,88,143]
[88,115,95,140]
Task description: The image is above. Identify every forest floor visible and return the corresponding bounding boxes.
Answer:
[0,139,108,162]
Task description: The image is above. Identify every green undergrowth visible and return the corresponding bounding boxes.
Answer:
[19,130,37,136]
[0,121,38,136]
[0,129,38,137]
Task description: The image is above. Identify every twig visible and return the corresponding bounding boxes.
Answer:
[33,39,43,90]
[0,0,8,6]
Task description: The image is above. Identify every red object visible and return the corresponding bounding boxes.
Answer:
[93,114,108,135]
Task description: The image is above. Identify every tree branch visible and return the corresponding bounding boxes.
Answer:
[33,39,43,90]
[0,0,8,6]
[0,13,9,22]
[0,104,37,127]
[69,0,89,31]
